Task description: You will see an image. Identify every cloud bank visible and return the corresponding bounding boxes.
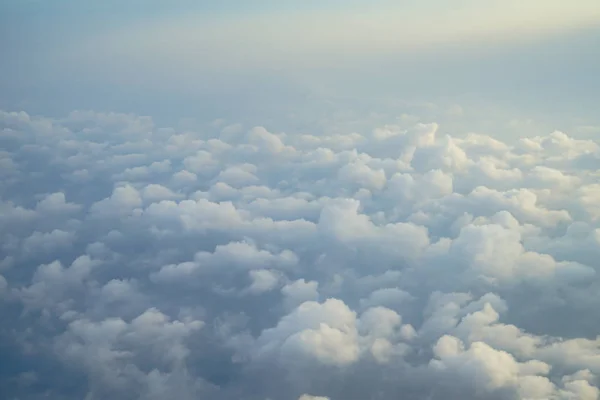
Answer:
[1,109,600,399]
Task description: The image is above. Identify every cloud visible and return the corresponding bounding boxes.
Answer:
[298,395,330,400]
[1,108,600,399]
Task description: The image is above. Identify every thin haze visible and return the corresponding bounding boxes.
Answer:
[1,0,599,122]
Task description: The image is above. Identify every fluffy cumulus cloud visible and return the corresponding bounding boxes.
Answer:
[1,109,600,400]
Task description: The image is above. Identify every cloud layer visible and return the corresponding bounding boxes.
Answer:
[1,109,600,399]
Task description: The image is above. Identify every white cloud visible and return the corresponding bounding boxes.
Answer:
[246,269,280,295]
[430,335,554,396]
[2,108,600,399]
[282,279,320,309]
[141,184,183,202]
[35,192,82,214]
[90,185,143,218]
[21,229,75,256]
[298,395,330,400]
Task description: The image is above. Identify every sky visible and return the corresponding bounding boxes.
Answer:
[1,1,600,400]
[1,0,600,125]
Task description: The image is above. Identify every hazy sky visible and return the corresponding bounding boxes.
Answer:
[1,0,599,126]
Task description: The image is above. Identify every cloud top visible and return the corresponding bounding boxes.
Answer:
[1,108,600,399]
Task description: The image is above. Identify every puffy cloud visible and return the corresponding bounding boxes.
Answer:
[245,269,280,295]
[248,127,289,154]
[171,169,197,186]
[53,308,207,399]
[215,164,260,188]
[337,161,387,191]
[150,241,298,286]
[430,335,555,397]
[90,185,143,218]
[141,184,183,202]
[251,298,359,366]
[21,229,75,257]
[2,108,600,400]
[282,279,320,309]
[36,192,82,214]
